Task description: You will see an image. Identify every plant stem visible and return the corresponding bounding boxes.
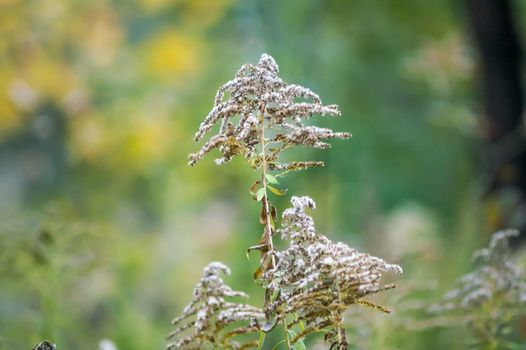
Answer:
[257,331,266,350]
[259,112,276,270]
[335,282,346,348]
[282,318,291,350]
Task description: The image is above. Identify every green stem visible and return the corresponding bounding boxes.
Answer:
[259,112,276,270]
[257,331,266,350]
[282,318,291,350]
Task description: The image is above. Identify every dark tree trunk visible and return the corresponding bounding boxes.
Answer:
[467,0,526,232]
[468,0,523,140]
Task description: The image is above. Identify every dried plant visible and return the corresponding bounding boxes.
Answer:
[169,54,401,349]
[167,262,264,350]
[189,53,350,277]
[429,230,526,348]
[188,53,349,169]
[263,196,403,349]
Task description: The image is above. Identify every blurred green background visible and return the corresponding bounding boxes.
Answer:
[0,0,525,349]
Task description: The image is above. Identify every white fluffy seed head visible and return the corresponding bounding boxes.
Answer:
[188,54,350,169]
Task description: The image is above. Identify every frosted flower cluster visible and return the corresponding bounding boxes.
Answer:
[430,230,526,317]
[189,53,350,170]
[264,197,402,349]
[167,262,264,350]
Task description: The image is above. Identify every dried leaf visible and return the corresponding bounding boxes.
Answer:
[267,184,287,196]
[247,243,267,254]
[269,214,276,231]
[259,205,267,225]
[250,180,261,195]
[253,266,263,280]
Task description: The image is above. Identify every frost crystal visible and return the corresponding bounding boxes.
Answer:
[167,262,264,350]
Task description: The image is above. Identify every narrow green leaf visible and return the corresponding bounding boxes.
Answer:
[257,331,266,350]
[272,340,286,350]
[265,173,279,185]
[256,187,266,201]
[292,340,307,350]
[268,185,287,196]
[271,288,280,302]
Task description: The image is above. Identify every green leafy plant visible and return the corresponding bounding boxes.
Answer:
[168,54,402,349]
[0,210,115,348]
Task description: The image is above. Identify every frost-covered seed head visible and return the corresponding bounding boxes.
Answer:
[188,54,350,170]
[167,262,264,350]
[265,196,402,349]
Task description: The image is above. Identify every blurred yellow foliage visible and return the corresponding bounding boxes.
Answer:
[139,0,172,12]
[69,115,110,162]
[183,0,235,28]
[70,112,174,172]
[139,0,234,28]
[24,58,79,100]
[0,69,21,136]
[120,116,173,169]
[81,3,124,67]
[142,30,202,82]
